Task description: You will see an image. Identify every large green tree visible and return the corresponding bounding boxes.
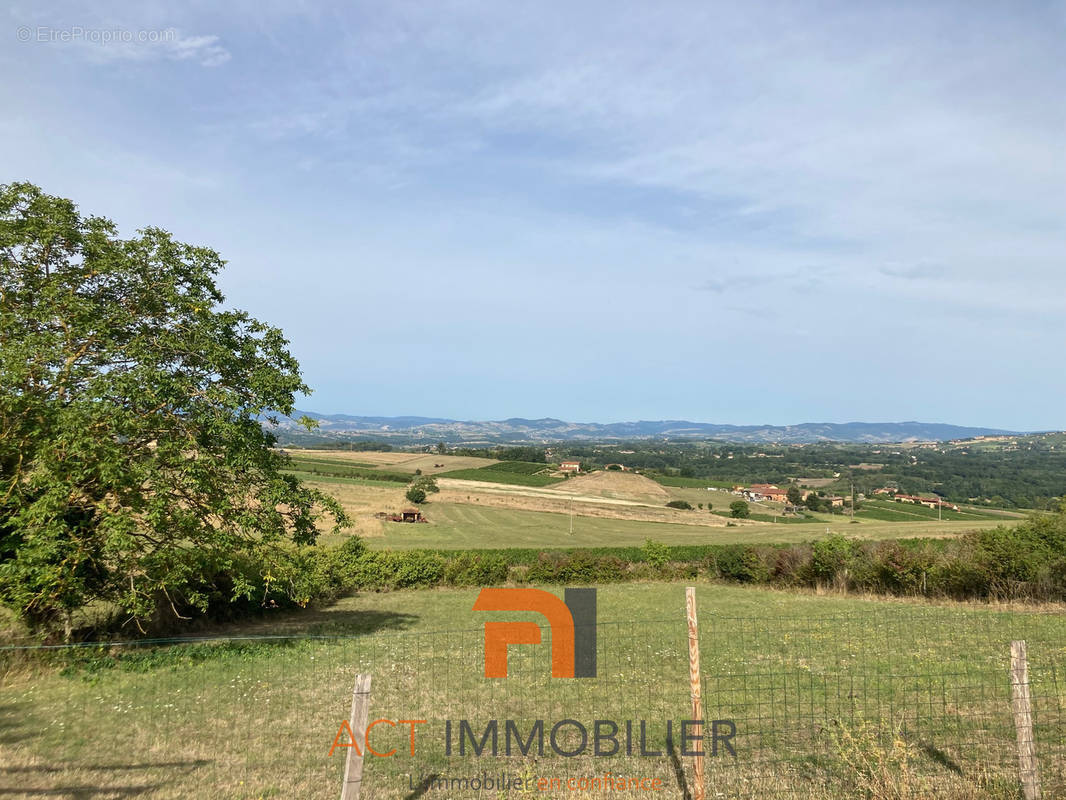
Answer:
[0,182,346,635]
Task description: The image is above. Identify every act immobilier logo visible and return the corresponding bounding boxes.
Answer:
[472,587,597,678]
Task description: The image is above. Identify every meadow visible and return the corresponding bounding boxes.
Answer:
[3,582,1063,798]
[359,501,1004,550]
[293,460,1021,550]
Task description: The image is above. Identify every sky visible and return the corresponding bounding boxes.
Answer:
[3,1,1064,429]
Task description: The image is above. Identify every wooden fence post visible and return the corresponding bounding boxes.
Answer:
[1010,641,1041,800]
[340,674,372,800]
[686,587,706,800]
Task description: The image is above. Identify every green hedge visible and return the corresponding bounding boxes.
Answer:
[251,510,1066,604]
[54,510,1066,636]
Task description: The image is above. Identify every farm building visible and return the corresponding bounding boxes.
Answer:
[740,485,811,503]
[559,459,582,473]
[388,508,427,523]
[895,494,960,512]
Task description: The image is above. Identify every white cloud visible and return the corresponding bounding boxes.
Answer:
[37,26,230,67]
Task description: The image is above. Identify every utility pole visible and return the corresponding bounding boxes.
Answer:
[850,480,855,519]
[569,496,574,535]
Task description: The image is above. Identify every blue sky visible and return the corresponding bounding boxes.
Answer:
[4,1,1064,429]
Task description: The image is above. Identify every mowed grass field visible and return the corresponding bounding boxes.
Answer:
[3,583,1064,798]
[299,468,1022,550]
[360,501,1008,550]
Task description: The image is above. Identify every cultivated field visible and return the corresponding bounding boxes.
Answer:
[3,583,1063,798]
[291,449,501,474]
[297,460,1022,550]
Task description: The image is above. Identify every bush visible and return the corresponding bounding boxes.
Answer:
[412,475,440,494]
[867,541,931,594]
[666,500,693,510]
[405,487,427,504]
[443,553,509,586]
[390,552,446,588]
[729,500,750,519]
[710,545,769,583]
[811,534,855,584]
[526,551,629,584]
[642,539,670,569]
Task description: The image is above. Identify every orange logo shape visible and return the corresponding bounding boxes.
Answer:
[473,587,597,678]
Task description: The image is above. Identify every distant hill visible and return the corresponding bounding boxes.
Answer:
[262,411,1021,444]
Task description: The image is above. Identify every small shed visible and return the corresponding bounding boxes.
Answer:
[387,508,427,523]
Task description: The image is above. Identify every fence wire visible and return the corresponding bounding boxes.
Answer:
[1,604,1064,799]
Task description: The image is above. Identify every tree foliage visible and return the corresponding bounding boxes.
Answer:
[729,500,751,519]
[412,474,439,494]
[0,183,347,634]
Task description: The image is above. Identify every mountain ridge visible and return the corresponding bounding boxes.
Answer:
[263,411,1025,444]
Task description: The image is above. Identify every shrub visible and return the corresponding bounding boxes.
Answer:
[710,545,769,583]
[666,500,693,510]
[868,541,930,594]
[811,534,855,584]
[389,552,446,588]
[642,539,670,569]
[769,544,812,584]
[443,553,509,586]
[526,551,628,584]
[729,500,750,519]
[412,475,440,494]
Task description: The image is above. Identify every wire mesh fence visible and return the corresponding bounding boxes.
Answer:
[1,600,1064,798]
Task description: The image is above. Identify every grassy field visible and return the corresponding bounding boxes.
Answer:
[289,450,500,475]
[3,583,1064,798]
[299,470,1023,550]
[856,498,1007,523]
[436,466,564,487]
[285,453,414,483]
[359,501,1010,550]
[649,475,735,489]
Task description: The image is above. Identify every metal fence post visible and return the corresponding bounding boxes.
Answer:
[340,674,372,800]
[1010,641,1041,800]
[686,587,706,800]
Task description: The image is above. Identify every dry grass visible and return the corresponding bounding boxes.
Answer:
[295,450,498,474]
[545,471,671,503]
[434,485,733,527]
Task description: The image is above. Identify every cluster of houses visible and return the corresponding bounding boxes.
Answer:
[730,483,847,507]
[731,483,851,508]
[557,459,633,474]
[873,488,960,511]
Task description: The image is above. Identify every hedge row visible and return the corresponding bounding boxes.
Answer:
[121,510,1066,634]
[212,510,1066,612]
